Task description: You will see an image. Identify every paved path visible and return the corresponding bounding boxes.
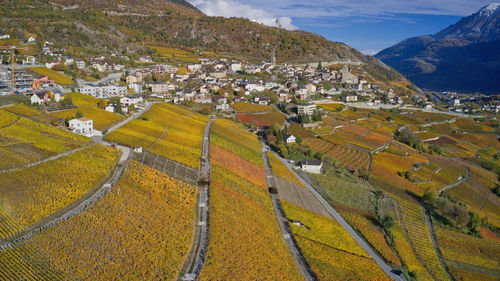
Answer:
[106,102,154,134]
[270,151,406,281]
[262,144,316,281]
[181,119,213,281]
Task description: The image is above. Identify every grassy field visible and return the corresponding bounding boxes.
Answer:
[28,67,73,86]
[309,171,375,212]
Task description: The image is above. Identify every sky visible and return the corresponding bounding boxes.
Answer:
[187,0,496,54]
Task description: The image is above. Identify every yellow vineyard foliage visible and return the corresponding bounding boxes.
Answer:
[34,106,124,131]
[199,164,302,280]
[231,102,274,113]
[280,200,390,280]
[0,109,18,128]
[3,104,41,117]
[105,103,208,168]
[335,203,401,266]
[28,67,73,85]
[0,117,90,169]
[0,144,118,240]
[210,118,263,167]
[267,151,306,188]
[0,160,197,279]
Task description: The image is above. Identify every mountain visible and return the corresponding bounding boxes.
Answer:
[0,0,410,89]
[376,3,500,94]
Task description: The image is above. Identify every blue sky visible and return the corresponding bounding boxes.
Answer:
[187,0,495,54]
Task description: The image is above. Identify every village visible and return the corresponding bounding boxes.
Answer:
[0,35,499,140]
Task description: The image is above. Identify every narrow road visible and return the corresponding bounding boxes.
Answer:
[270,151,406,281]
[262,144,316,281]
[106,102,154,134]
[180,119,213,281]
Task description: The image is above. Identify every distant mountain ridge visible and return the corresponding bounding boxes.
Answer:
[376,3,500,94]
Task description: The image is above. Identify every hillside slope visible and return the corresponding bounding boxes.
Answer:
[3,0,395,69]
[376,3,500,94]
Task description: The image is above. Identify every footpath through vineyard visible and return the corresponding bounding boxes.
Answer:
[261,143,316,281]
[180,119,213,281]
[0,103,157,248]
[270,151,406,281]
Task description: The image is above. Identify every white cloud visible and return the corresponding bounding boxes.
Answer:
[360,49,381,56]
[204,0,494,18]
[188,0,297,30]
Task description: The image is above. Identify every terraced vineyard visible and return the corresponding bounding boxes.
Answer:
[334,203,401,267]
[302,138,370,172]
[434,227,500,279]
[0,160,197,280]
[201,164,302,280]
[0,109,18,128]
[3,104,41,117]
[211,144,266,188]
[200,118,302,280]
[0,144,118,241]
[281,200,391,281]
[34,105,125,131]
[105,103,208,169]
[210,119,263,166]
[396,196,450,281]
[0,115,90,170]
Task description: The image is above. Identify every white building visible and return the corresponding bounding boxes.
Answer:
[105,105,115,113]
[216,103,230,111]
[128,82,143,94]
[78,83,127,98]
[120,94,143,107]
[230,63,242,72]
[300,160,322,174]
[341,65,358,84]
[69,117,93,136]
[76,60,85,69]
[343,95,358,102]
[246,83,265,92]
[187,64,202,72]
[283,134,296,144]
[297,103,317,115]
